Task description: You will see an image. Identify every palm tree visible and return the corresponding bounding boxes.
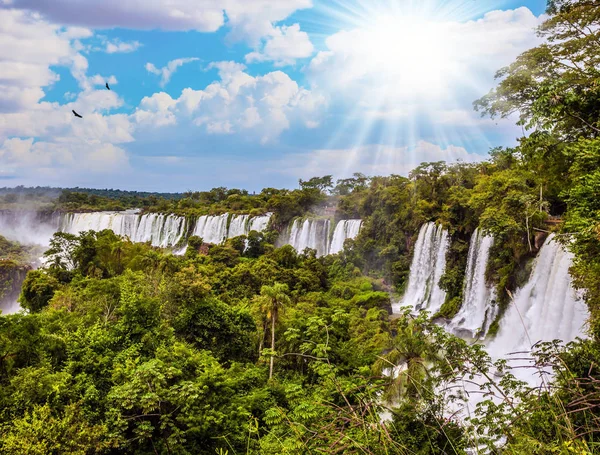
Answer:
[374,315,441,403]
[258,283,291,380]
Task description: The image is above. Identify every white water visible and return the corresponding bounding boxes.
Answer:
[228,215,250,239]
[192,213,272,245]
[248,214,272,234]
[288,219,331,257]
[329,220,362,255]
[227,213,272,239]
[452,235,590,420]
[394,222,449,314]
[450,229,498,338]
[0,210,272,250]
[488,235,588,358]
[192,214,231,245]
[61,211,188,248]
[0,211,60,247]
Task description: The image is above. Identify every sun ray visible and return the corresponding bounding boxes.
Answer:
[299,0,536,178]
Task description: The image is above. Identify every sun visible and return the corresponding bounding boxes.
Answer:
[311,0,502,103]
[359,13,457,98]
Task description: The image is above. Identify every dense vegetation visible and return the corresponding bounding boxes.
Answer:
[1,1,600,453]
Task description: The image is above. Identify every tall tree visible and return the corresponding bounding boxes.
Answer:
[258,283,291,379]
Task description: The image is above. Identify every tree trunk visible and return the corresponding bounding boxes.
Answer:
[259,321,267,356]
[269,312,276,380]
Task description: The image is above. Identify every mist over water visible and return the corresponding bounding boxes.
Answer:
[0,211,60,247]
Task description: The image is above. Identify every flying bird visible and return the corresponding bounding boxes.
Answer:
[105,82,111,90]
[72,110,83,119]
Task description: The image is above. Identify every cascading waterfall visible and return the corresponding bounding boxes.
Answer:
[61,211,187,248]
[329,220,362,255]
[488,234,588,358]
[0,210,272,250]
[192,213,272,245]
[228,215,250,238]
[450,229,498,338]
[394,222,449,314]
[248,214,272,234]
[287,219,331,257]
[453,235,590,414]
[193,214,230,245]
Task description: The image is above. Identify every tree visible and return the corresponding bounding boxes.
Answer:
[474,0,600,140]
[19,271,60,313]
[374,311,442,403]
[299,175,334,193]
[257,283,291,379]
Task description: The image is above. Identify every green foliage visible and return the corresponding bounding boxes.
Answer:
[19,271,60,313]
[1,3,600,453]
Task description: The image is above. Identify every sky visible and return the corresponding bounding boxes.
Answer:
[0,0,548,192]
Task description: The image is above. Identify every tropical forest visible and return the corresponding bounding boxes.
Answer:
[0,0,600,454]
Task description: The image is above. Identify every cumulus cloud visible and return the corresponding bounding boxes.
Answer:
[105,39,141,54]
[245,24,314,66]
[2,0,313,40]
[277,141,485,180]
[0,136,129,179]
[88,74,118,87]
[134,61,325,143]
[0,9,73,112]
[0,9,134,180]
[146,58,199,87]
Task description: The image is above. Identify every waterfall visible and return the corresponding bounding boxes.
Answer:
[0,210,272,250]
[228,215,250,238]
[488,235,588,358]
[287,219,331,257]
[248,214,272,233]
[61,211,187,248]
[227,214,272,239]
[450,229,498,338]
[394,222,449,314]
[193,214,230,245]
[329,220,362,255]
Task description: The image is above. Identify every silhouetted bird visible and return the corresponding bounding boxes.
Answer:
[72,110,83,118]
[105,82,110,90]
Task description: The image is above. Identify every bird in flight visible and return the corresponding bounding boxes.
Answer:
[72,110,83,119]
[105,82,111,90]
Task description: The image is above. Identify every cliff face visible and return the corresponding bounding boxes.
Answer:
[0,261,31,314]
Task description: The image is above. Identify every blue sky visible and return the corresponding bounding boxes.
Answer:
[0,0,547,192]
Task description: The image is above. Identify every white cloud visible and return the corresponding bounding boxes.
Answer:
[146,58,199,87]
[0,9,73,112]
[0,137,129,179]
[245,24,314,66]
[59,26,93,40]
[277,141,485,180]
[105,39,141,54]
[134,61,325,142]
[308,7,543,110]
[0,9,133,180]
[2,0,313,41]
